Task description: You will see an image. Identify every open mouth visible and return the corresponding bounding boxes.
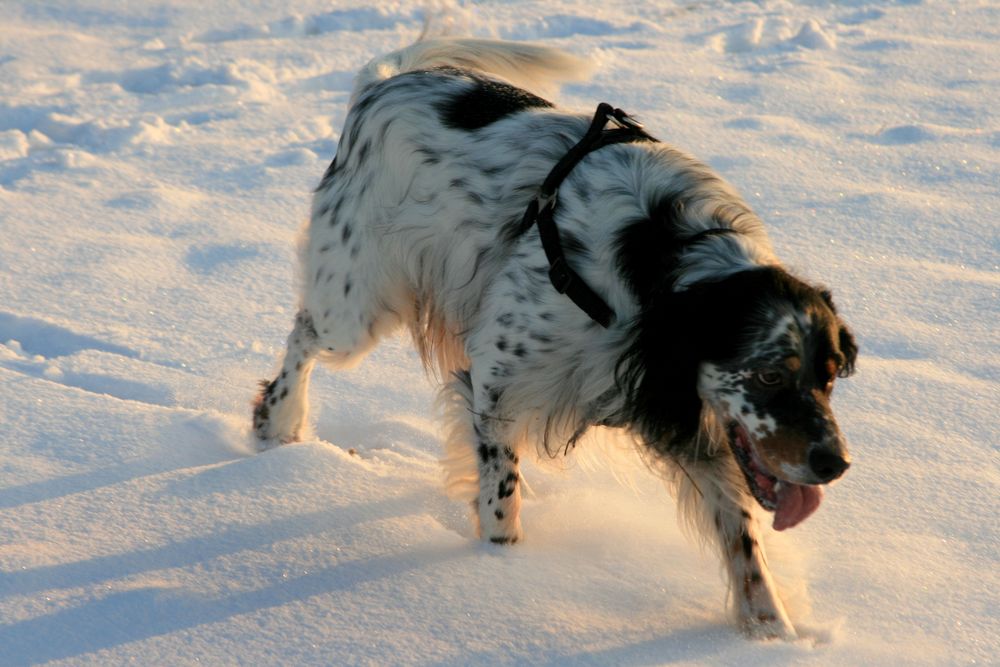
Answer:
[727,421,824,531]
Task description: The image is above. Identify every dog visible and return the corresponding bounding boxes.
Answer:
[253,38,858,640]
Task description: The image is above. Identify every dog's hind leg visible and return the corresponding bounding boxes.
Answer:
[253,255,403,445]
[253,310,320,445]
[678,456,796,640]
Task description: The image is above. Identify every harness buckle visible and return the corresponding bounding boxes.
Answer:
[607,108,643,130]
[536,189,558,211]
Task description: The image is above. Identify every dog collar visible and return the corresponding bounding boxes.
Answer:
[517,103,656,328]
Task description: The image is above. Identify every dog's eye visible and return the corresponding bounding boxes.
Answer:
[754,369,784,387]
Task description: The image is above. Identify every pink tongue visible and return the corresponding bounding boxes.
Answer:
[772,483,824,531]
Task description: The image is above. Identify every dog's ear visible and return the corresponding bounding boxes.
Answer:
[615,277,745,448]
[819,288,837,312]
[837,321,858,378]
[818,288,858,377]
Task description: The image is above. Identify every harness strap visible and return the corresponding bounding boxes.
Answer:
[518,103,742,328]
[519,103,655,328]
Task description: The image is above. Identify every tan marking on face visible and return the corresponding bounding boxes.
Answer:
[784,356,802,373]
[754,427,810,474]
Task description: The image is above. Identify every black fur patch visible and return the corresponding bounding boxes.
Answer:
[438,73,553,131]
[615,266,848,452]
[741,532,755,559]
[316,157,337,191]
[615,196,687,303]
[497,473,518,499]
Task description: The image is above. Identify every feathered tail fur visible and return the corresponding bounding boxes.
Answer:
[351,37,590,104]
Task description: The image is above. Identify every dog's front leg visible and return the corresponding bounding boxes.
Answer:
[682,457,796,640]
[472,415,523,545]
[720,505,796,640]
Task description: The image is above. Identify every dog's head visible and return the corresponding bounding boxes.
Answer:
[617,266,857,530]
[695,270,857,530]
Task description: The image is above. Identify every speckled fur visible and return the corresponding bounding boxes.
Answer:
[253,38,857,641]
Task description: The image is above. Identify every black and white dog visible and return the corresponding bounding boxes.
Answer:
[254,38,857,640]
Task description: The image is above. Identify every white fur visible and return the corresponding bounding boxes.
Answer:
[254,38,814,639]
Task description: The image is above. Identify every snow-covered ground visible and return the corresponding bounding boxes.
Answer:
[1,1,997,664]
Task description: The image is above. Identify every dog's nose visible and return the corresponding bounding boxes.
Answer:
[809,449,850,483]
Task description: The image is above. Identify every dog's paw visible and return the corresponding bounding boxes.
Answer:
[482,518,523,546]
[472,500,523,545]
[487,531,521,546]
[252,397,283,442]
[252,381,303,447]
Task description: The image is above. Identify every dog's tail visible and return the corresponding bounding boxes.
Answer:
[352,37,589,102]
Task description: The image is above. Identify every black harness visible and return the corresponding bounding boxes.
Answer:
[516,103,656,328]
[517,102,739,328]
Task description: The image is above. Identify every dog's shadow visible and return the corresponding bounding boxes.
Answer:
[0,497,464,665]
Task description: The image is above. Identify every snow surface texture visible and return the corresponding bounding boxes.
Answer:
[1,1,997,665]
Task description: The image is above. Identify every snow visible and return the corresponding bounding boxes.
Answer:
[0,0,997,665]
